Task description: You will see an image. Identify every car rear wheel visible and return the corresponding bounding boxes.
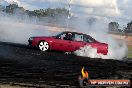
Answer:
[38,41,49,51]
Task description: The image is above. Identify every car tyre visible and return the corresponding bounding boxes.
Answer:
[38,41,49,51]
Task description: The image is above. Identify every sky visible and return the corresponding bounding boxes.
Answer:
[0,0,132,25]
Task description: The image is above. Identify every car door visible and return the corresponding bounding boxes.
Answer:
[70,33,86,51]
[52,32,74,52]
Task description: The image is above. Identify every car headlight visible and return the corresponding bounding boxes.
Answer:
[29,37,34,41]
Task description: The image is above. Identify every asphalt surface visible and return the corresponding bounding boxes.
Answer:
[0,42,131,87]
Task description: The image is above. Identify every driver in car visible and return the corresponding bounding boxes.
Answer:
[63,33,73,40]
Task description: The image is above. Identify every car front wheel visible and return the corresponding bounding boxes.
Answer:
[38,41,49,51]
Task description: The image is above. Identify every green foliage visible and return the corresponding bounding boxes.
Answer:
[4,4,25,14]
[2,4,68,17]
[30,8,68,17]
[109,21,132,33]
[124,21,132,33]
[5,4,18,14]
[2,4,69,18]
[108,22,119,32]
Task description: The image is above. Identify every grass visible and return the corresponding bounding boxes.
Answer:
[127,45,132,58]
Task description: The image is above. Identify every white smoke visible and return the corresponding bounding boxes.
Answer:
[72,18,128,60]
[74,36,128,60]
[1,0,20,5]
[0,13,128,60]
[74,46,102,58]
[0,0,128,60]
[0,14,60,44]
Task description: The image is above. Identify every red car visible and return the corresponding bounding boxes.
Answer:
[28,31,108,55]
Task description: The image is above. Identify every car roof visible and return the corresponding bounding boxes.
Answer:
[62,31,97,42]
[63,31,96,39]
[63,31,85,35]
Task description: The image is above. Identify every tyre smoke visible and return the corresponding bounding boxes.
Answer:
[0,13,62,44]
[72,18,128,60]
[0,12,128,60]
[74,38,128,60]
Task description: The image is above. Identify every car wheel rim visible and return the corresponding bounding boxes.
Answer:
[39,41,49,51]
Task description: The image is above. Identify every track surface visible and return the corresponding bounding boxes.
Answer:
[0,42,131,87]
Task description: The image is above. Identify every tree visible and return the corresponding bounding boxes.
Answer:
[124,21,132,33]
[5,4,18,14]
[108,22,119,32]
[28,8,68,18]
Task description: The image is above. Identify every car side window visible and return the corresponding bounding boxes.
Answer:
[74,34,84,42]
[57,32,73,41]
